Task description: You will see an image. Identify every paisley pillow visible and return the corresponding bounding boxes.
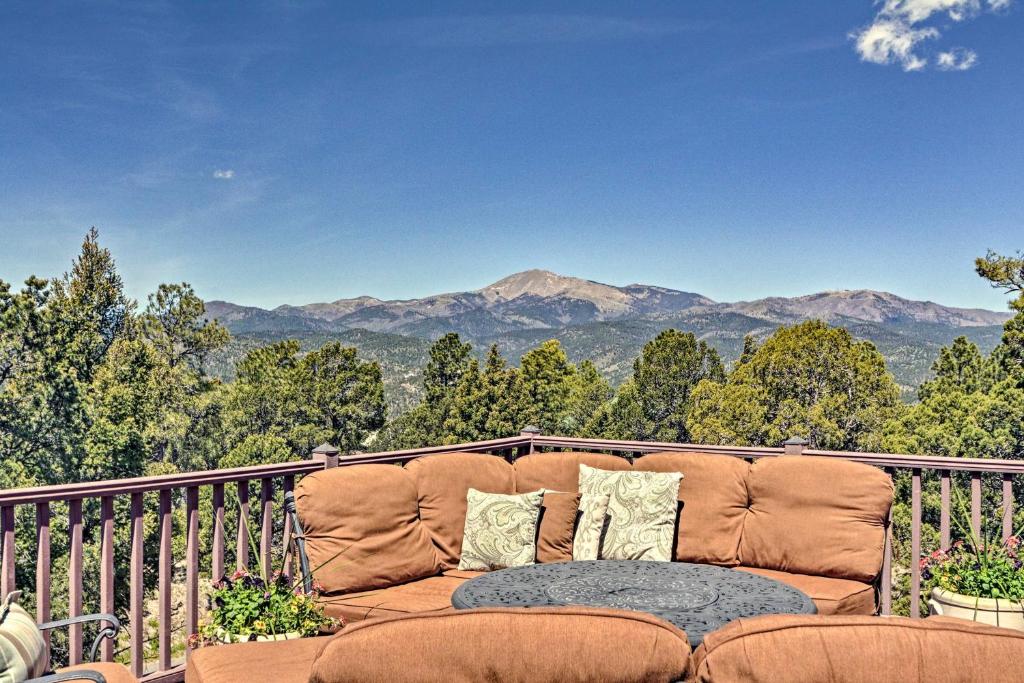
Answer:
[572,492,611,561]
[458,489,544,571]
[579,464,682,562]
[1,591,47,682]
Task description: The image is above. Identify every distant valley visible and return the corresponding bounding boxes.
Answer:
[204,270,1010,412]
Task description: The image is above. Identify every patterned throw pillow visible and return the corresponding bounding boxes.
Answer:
[579,464,682,562]
[572,492,611,561]
[458,489,544,571]
[1,591,47,683]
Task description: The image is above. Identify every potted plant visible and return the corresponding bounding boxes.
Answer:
[922,492,1024,630]
[189,510,344,648]
[188,569,339,647]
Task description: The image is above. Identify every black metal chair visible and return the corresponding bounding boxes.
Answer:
[26,613,123,683]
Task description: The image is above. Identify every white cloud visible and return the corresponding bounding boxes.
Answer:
[937,47,979,69]
[213,169,235,180]
[850,0,1011,71]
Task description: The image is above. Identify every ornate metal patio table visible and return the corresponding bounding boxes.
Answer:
[451,560,817,647]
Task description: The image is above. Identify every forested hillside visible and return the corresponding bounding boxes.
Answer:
[203,271,1008,407]
[3,231,1023,624]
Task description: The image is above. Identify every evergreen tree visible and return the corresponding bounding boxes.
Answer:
[520,340,577,434]
[423,333,473,406]
[688,320,900,450]
[975,250,1024,380]
[610,329,725,443]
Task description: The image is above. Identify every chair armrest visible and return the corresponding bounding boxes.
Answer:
[26,671,107,683]
[38,614,121,663]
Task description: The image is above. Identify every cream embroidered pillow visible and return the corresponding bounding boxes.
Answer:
[572,492,611,561]
[578,464,682,562]
[458,489,544,571]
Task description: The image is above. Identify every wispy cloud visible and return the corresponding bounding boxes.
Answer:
[937,47,979,70]
[352,14,709,48]
[850,0,1012,72]
[213,169,235,179]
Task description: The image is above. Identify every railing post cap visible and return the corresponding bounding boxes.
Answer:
[312,443,340,456]
[782,437,809,446]
[520,426,542,436]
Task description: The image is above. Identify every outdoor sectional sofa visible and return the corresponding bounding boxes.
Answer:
[291,450,895,623]
[184,606,1024,682]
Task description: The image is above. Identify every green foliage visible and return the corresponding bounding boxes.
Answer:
[975,250,1024,380]
[520,340,577,434]
[921,489,1024,602]
[192,569,336,644]
[224,340,385,457]
[689,320,901,450]
[0,230,386,647]
[423,332,473,406]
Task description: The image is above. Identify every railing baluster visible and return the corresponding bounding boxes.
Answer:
[1003,475,1014,543]
[0,505,14,597]
[99,496,115,661]
[940,470,951,550]
[185,486,199,659]
[236,481,250,571]
[971,473,982,540]
[910,468,922,618]
[212,483,225,582]
[130,493,144,678]
[158,489,172,672]
[260,478,273,574]
[68,499,83,665]
[36,503,51,655]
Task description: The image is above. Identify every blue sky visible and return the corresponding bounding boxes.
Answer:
[1,1,1021,311]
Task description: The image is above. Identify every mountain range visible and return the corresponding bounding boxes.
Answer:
[204,270,1010,412]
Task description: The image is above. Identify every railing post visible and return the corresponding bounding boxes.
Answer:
[312,443,340,469]
[520,426,541,455]
[782,437,808,455]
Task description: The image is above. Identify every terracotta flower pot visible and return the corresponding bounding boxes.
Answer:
[928,588,1024,631]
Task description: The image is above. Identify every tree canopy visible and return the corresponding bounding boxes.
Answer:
[688,320,901,450]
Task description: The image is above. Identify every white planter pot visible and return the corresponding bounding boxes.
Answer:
[928,588,1024,631]
[217,629,302,643]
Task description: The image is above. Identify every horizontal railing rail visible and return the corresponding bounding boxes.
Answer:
[1,429,1020,681]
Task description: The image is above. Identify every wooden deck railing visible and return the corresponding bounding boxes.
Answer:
[0,429,1021,681]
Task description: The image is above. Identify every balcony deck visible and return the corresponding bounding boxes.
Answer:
[0,431,1020,681]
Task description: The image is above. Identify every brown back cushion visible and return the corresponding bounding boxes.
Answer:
[404,453,515,567]
[739,456,893,582]
[513,451,631,493]
[295,465,442,594]
[691,614,1024,683]
[634,452,750,566]
[536,492,580,563]
[309,607,691,683]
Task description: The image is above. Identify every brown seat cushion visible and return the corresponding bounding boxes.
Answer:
[309,607,691,683]
[739,456,893,582]
[59,662,138,683]
[513,451,631,493]
[736,566,875,615]
[536,491,580,563]
[404,453,515,567]
[295,464,443,594]
[634,452,750,566]
[320,575,466,623]
[691,614,1024,683]
[185,636,330,683]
